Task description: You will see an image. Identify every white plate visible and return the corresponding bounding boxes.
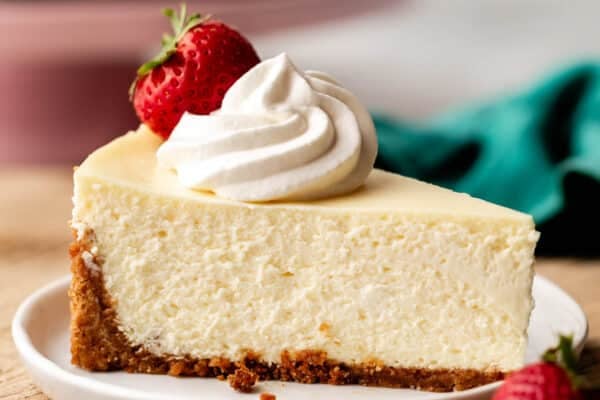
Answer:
[12,275,588,400]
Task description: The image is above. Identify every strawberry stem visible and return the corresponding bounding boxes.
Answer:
[129,3,210,99]
[543,336,577,369]
[543,335,586,389]
[136,4,208,77]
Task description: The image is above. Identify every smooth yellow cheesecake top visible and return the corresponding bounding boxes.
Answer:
[76,125,532,223]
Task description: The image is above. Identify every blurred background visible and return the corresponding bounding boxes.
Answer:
[0,0,599,254]
[2,0,599,160]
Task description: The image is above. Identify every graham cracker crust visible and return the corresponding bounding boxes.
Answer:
[69,231,506,392]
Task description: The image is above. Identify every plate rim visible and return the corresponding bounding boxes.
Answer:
[12,275,152,400]
[12,274,589,400]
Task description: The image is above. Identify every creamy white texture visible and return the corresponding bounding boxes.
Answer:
[72,129,538,371]
[157,53,377,202]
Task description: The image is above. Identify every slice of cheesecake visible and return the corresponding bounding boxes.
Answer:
[70,125,538,392]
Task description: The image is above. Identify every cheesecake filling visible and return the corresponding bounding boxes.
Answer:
[72,171,537,373]
[157,53,378,202]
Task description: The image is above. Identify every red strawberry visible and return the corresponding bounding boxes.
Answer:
[493,336,583,400]
[493,363,581,400]
[131,4,260,139]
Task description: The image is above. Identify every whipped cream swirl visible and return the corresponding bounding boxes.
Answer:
[157,53,377,202]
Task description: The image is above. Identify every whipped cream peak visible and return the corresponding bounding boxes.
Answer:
[157,53,377,202]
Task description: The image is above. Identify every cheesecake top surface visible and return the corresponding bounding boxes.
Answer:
[76,126,533,223]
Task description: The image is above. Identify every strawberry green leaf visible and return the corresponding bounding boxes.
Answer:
[129,3,210,100]
[161,33,174,47]
[542,335,585,389]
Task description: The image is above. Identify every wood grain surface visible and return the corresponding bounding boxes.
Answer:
[0,167,598,399]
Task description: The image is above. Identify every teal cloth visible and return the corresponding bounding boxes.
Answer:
[374,64,600,255]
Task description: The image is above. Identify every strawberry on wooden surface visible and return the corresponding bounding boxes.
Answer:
[131,4,260,139]
[493,336,598,400]
[493,363,581,400]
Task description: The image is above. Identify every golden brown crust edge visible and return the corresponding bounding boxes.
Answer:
[69,233,506,392]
